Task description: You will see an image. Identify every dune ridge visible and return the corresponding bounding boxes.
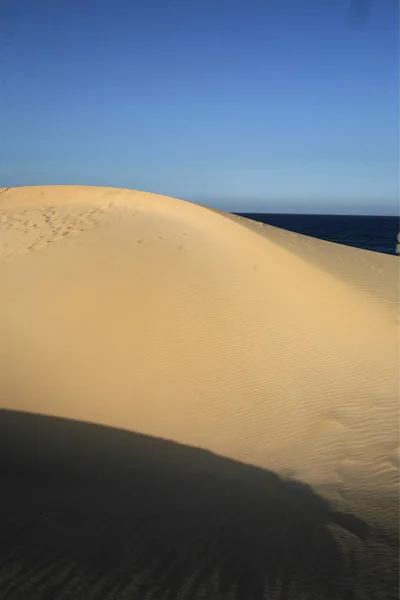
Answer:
[0,185,398,598]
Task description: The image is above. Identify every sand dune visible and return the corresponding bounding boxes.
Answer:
[0,185,398,599]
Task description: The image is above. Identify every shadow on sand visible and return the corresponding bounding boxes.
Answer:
[0,408,398,600]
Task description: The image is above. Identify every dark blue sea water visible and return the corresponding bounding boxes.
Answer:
[234,213,399,256]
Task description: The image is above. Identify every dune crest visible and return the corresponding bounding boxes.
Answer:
[0,185,398,505]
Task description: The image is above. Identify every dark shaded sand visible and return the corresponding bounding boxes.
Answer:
[0,410,398,600]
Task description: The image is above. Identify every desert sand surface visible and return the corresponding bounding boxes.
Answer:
[0,185,398,600]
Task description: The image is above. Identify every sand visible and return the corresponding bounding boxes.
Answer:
[0,185,398,600]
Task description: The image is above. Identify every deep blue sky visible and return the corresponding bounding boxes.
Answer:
[1,0,398,214]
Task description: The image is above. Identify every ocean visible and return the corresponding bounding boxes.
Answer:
[234,213,399,256]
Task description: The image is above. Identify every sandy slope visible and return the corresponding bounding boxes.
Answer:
[0,185,398,505]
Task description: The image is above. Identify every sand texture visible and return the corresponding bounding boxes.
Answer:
[0,185,398,600]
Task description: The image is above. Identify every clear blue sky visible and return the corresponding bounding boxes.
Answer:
[1,0,398,214]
